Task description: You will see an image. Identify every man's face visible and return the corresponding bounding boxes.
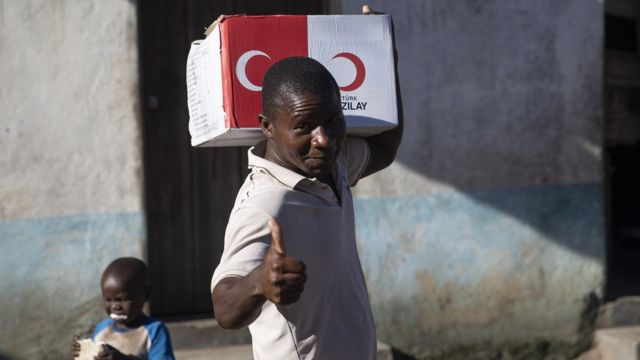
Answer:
[101,274,147,327]
[265,89,346,177]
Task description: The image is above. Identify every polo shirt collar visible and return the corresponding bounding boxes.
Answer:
[248,141,312,189]
[249,141,344,204]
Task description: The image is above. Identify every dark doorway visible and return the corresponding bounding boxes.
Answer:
[137,1,329,317]
[606,145,640,299]
[604,2,640,300]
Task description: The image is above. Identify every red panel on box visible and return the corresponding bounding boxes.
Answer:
[222,16,308,128]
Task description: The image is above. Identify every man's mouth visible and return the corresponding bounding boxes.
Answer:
[305,157,333,169]
[306,153,335,163]
[110,313,127,321]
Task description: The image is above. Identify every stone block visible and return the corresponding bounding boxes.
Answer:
[595,326,640,360]
[166,319,251,350]
[597,297,640,328]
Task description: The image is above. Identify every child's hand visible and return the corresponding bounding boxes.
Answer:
[71,336,81,358]
[94,344,128,360]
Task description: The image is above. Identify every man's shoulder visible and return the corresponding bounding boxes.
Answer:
[234,169,292,209]
[339,136,371,185]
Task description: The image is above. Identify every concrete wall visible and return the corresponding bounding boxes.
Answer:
[0,1,143,358]
[0,0,605,358]
[336,0,605,357]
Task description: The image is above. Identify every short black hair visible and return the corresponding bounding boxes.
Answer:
[261,57,340,119]
[101,257,148,288]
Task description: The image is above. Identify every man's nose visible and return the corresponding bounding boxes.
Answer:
[311,126,333,148]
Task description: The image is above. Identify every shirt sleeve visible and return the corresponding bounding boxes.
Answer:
[147,321,175,360]
[341,136,371,186]
[210,206,272,292]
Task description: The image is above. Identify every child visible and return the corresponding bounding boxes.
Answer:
[72,257,175,360]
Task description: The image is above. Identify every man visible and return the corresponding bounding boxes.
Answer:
[211,21,402,359]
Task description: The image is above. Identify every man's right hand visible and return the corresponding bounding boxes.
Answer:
[259,220,307,305]
[211,219,307,328]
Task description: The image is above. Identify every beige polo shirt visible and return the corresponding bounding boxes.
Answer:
[211,137,376,360]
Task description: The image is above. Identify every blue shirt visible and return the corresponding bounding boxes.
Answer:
[93,317,175,360]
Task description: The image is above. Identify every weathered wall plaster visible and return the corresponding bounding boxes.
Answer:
[335,0,605,356]
[0,1,143,358]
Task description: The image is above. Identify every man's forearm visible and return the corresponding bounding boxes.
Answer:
[362,60,404,176]
[211,266,266,329]
[361,14,404,177]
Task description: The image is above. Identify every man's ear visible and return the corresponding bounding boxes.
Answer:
[259,113,274,138]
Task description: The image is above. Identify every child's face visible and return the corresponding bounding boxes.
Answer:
[101,274,147,327]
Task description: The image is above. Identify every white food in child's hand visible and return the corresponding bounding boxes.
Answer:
[75,339,104,360]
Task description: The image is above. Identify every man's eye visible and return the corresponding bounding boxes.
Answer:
[296,122,311,131]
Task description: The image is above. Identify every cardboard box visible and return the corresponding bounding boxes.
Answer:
[187,15,397,147]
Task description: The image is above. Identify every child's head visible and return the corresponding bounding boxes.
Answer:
[100,257,150,327]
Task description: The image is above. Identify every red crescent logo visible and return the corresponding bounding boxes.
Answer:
[236,50,271,91]
[332,52,366,92]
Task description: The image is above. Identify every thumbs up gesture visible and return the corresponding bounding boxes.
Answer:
[259,219,307,305]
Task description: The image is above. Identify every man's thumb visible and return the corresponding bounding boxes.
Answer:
[268,219,285,255]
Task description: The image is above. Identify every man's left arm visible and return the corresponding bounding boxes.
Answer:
[362,8,403,178]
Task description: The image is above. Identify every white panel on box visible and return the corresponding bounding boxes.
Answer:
[186,26,226,146]
[307,15,397,134]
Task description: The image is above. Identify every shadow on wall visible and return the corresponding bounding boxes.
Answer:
[358,0,604,261]
[0,295,103,360]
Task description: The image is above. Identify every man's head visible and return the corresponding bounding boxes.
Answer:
[260,57,346,178]
[100,257,150,327]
